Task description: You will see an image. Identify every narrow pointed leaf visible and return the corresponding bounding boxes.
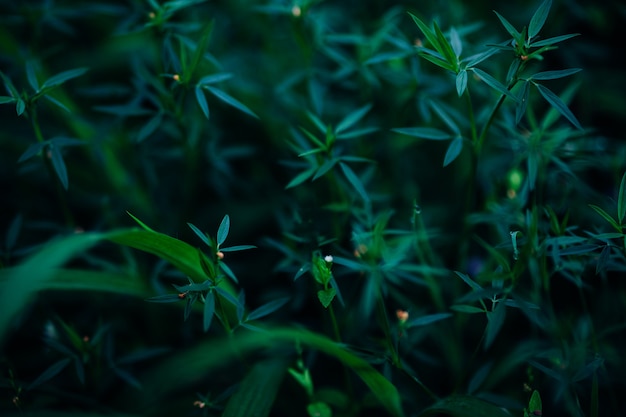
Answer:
[187,222,211,247]
[247,297,289,321]
[336,103,372,134]
[18,143,44,163]
[456,70,467,97]
[49,146,69,190]
[28,358,72,390]
[203,291,215,332]
[589,204,621,232]
[407,312,452,328]
[433,21,457,67]
[339,162,369,202]
[443,136,463,167]
[44,95,71,113]
[454,271,483,291]
[530,33,579,47]
[41,67,88,89]
[195,85,209,119]
[285,168,315,189]
[217,215,230,246]
[126,212,156,232]
[198,72,233,85]
[16,98,25,115]
[137,112,163,142]
[187,20,215,81]
[409,13,441,52]
[0,96,16,104]
[219,245,257,252]
[618,171,626,224]
[472,68,519,102]
[528,0,552,40]
[419,395,511,417]
[534,83,582,129]
[26,61,39,91]
[205,86,258,119]
[450,27,462,57]
[484,300,506,349]
[531,68,581,80]
[493,11,520,40]
[219,262,239,284]
[516,80,530,124]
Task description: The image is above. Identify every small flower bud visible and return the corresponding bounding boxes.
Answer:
[414,38,423,47]
[178,292,187,299]
[193,400,206,409]
[396,309,409,323]
[291,5,301,17]
[217,251,225,260]
[324,255,333,263]
[148,11,156,19]
[172,74,180,82]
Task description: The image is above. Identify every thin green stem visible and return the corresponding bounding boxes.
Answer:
[375,293,401,369]
[464,87,477,143]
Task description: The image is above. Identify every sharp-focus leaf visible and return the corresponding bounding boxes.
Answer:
[472,68,519,102]
[392,127,451,140]
[217,215,230,246]
[528,0,552,40]
[534,83,582,129]
[247,297,290,321]
[188,222,211,247]
[618,171,626,224]
[531,68,581,80]
[187,20,215,82]
[335,103,372,134]
[339,162,369,202]
[443,136,463,167]
[219,245,257,252]
[408,13,441,52]
[205,86,258,119]
[222,359,287,417]
[126,212,156,232]
[219,261,239,284]
[493,11,520,40]
[418,395,511,417]
[195,85,209,119]
[41,67,88,89]
[140,327,405,417]
[198,72,233,85]
[433,21,457,68]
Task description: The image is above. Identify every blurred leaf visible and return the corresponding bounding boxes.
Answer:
[44,95,71,113]
[589,204,621,233]
[392,127,451,140]
[450,27,462,57]
[140,327,405,417]
[49,145,69,190]
[451,305,485,314]
[534,83,582,129]
[528,390,542,413]
[186,20,215,83]
[407,312,452,328]
[188,222,212,247]
[41,67,88,90]
[203,291,215,332]
[418,395,511,417]
[195,85,209,119]
[454,271,483,291]
[28,358,71,390]
[205,86,258,119]
[220,245,257,252]
[317,287,336,308]
[198,72,233,85]
[618,171,626,224]
[456,70,467,97]
[409,13,441,53]
[528,0,552,41]
[247,297,289,321]
[484,300,506,349]
[443,136,463,167]
[516,80,530,124]
[222,359,287,417]
[0,96,16,104]
[339,162,369,202]
[530,33,579,47]
[16,98,25,115]
[26,61,39,91]
[18,142,44,163]
[336,103,372,134]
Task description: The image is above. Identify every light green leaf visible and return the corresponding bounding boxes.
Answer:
[339,162,369,202]
[0,96,16,104]
[335,103,372,134]
[528,390,542,413]
[531,68,581,80]
[217,214,230,246]
[528,0,552,41]
[530,33,579,47]
[450,27,462,57]
[195,85,209,119]
[456,70,468,97]
[317,288,336,308]
[408,13,441,52]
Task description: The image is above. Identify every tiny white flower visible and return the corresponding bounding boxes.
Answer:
[324,255,333,263]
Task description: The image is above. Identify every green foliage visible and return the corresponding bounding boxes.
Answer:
[1,0,625,416]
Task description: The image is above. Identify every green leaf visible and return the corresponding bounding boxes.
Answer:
[449,27,462,57]
[408,13,441,52]
[528,0,552,41]
[528,390,542,413]
[18,142,44,162]
[534,83,582,129]
[589,204,621,233]
[317,288,336,308]
[16,98,25,115]
[339,162,369,202]
[188,222,211,247]
[433,21,457,68]
[219,245,257,252]
[49,145,69,190]
[219,261,239,285]
[531,68,581,80]
[307,402,332,417]
[126,212,156,232]
[28,358,72,390]
[145,294,182,303]
[617,171,626,224]
[247,297,289,321]
[44,95,71,113]
[222,359,287,417]
[203,291,215,332]
[493,11,521,40]
[198,72,233,85]
[195,85,209,119]
[472,68,519,102]
[0,231,110,346]
[516,80,530,124]
[419,395,511,417]
[456,70,467,97]
[186,20,215,82]
[286,167,315,189]
[484,300,506,349]
[451,305,485,314]
[41,67,88,90]
[596,245,611,275]
[530,33,579,47]
[392,127,451,140]
[0,95,16,104]
[140,327,406,417]
[217,214,230,246]
[443,136,463,167]
[407,312,452,328]
[454,271,483,291]
[26,61,39,91]
[205,86,258,119]
[335,103,372,134]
